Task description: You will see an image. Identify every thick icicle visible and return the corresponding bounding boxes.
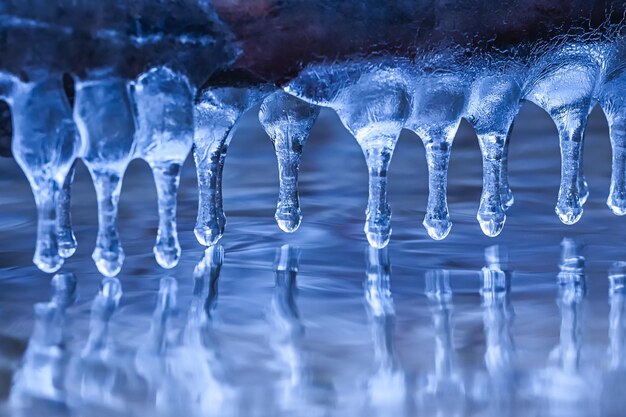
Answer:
[259,91,320,232]
[10,77,81,273]
[364,247,406,409]
[332,71,410,248]
[193,87,271,246]
[525,46,601,225]
[599,53,626,215]
[466,74,522,236]
[74,78,136,277]
[132,67,194,268]
[57,162,77,258]
[406,73,466,240]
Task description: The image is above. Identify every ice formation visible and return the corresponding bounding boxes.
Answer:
[1,1,626,274]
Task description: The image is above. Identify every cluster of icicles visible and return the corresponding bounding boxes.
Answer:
[4,36,626,276]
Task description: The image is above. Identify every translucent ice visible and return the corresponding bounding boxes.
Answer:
[194,85,273,246]
[132,67,194,268]
[57,162,77,258]
[259,91,320,232]
[74,77,136,277]
[608,262,626,370]
[8,77,81,273]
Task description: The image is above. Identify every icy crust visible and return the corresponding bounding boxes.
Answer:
[0,2,625,274]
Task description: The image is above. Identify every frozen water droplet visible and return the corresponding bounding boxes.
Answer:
[10,77,80,273]
[477,133,507,237]
[75,78,135,277]
[57,163,77,258]
[259,91,320,233]
[132,67,194,268]
[194,87,270,246]
[423,142,452,240]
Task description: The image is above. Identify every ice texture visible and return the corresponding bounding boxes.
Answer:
[0,1,625,273]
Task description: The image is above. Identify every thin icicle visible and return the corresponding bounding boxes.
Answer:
[259,91,320,233]
[476,133,507,236]
[422,139,453,239]
[57,162,77,258]
[10,77,80,273]
[501,123,515,210]
[553,108,588,225]
[132,67,194,268]
[74,77,136,277]
[194,87,271,246]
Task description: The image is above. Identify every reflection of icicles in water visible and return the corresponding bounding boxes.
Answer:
[268,244,308,411]
[363,247,406,413]
[10,273,77,408]
[534,238,600,416]
[132,67,195,269]
[7,75,81,273]
[475,245,516,412]
[74,76,136,277]
[66,277,123,410]
[259,91,320,233]
[416,269,465,417]
[602,262,626,415]
[193,85,273,247]
[134,254,233,416]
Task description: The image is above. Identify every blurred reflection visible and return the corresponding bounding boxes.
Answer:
[66,277,123,410]
[475,245,516,413]
[534,238,600,417]
[416,269,465,417]
[364,247,406,414]
[602,262,626,416]
[134,246,233,416]
[10,273,77,409]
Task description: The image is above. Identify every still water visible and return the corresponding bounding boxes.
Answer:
[0,103,624,417]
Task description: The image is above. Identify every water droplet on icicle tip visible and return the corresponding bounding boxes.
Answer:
[57,163,77,258]
[259,91,320,233]
[74,77,135,277]
[133,67,194,269]
[10,77,80,273]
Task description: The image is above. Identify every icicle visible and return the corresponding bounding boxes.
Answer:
[606,116,626,215]
[466,74,522,236]
[185,244,223,345]
[608,262,626,370]
[132,67,194,268]
[421,139,453,239]
[500,124,515,210]
[57,162,77,258]
[10,77,81,273]
[364,247,406,408]
[259,91,320,232]
[552,108,589,225]
[74,77,136,277]
[194,87,271,246]
[334,76,409,248]
[83,277,123,355]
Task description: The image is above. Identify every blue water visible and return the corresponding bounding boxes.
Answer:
[0,102,623,416]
